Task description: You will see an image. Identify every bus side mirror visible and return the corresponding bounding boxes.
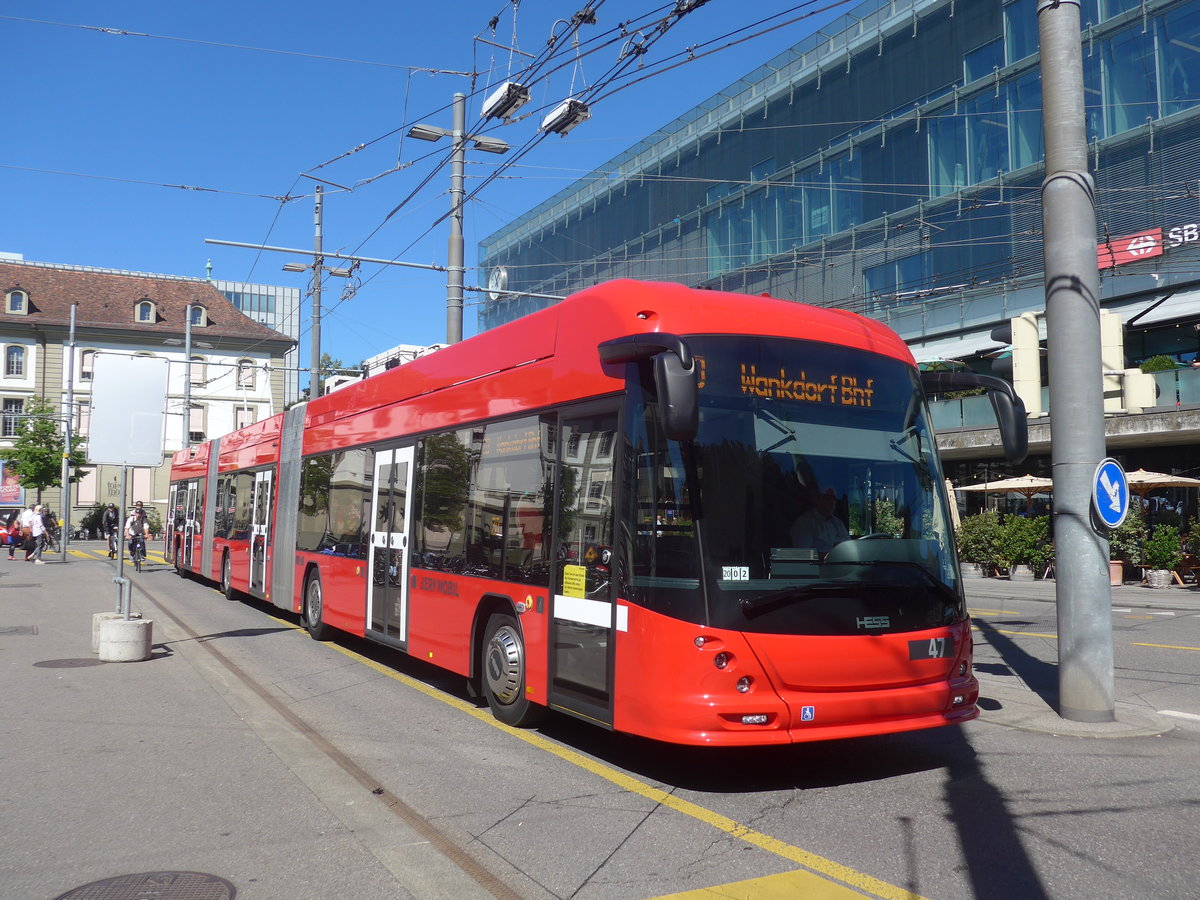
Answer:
[921,371,1028,464]
[654,351,698,441]
[598,332,699,441]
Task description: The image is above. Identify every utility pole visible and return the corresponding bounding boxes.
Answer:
[59,303,76,560]
[407,92,510,344]
[312,185,324,399]
[183,303,192,450]
[1038,0,1115,722]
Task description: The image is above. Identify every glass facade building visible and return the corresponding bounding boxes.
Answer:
[479,0,1200,341]
[212,279,302,405]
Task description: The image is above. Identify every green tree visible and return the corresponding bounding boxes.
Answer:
[5,397,89,501]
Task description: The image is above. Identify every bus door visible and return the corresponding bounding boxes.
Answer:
[183,481,198,568]
[367,447,414,644]
[549,412,618,727]
[249,470,272,595]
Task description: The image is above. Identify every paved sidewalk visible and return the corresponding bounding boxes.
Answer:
[0,552,489,900]
[964,573,1192,739]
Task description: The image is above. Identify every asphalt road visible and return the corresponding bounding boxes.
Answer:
[3,547,1198,900]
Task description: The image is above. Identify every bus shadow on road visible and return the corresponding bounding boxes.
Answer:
[972,617,1060,711]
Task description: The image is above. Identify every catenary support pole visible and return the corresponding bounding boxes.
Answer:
[447,92,467,345]
[59,302,76,561]
[1038,0,1115,721]
[311,185,325,398]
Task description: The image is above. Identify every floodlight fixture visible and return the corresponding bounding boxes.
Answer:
[408,123,449,142]
[480,81,531,119]
[281,262,309,272]
[541,99,591,135]
[472,136,511,154]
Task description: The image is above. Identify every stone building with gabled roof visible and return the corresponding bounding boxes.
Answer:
[0,256,296,530]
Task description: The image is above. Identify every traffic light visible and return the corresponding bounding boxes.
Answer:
[989,313,1043,415]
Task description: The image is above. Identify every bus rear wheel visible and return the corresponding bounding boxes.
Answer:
[304,572,332,641]
[481,613,542,727]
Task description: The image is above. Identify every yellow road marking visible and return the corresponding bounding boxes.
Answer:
[651,868,868,899]
[967,608,1019,616]
[1132,642,1200,652]
[1123,615,1154,620]
[972,626,1059,639]
[319,638,927,900]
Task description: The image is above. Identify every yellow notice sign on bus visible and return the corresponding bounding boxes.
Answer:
[562,564,587,599]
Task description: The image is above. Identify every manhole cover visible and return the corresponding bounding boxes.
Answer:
[54,871,235,899]
[0,625,38,635]
[34,658,106,668]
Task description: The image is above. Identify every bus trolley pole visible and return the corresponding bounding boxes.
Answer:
[1038,0,1115,722]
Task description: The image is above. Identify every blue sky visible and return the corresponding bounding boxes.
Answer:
[5,1,848,367]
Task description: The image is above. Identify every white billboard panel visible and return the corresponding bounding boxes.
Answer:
[87,354,169,467]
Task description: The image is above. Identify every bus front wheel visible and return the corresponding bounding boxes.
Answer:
[304,572,332,641]
[481,613,542,727]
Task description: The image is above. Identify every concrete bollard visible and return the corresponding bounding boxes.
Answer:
[92,612,142,653]
[97,617,154,662]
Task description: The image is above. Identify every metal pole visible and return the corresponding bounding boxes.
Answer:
[183,303,192,450]
[1038,0,1115,722]
[59,303,76,561]
[311,185,324,399]
[447,92,466,344]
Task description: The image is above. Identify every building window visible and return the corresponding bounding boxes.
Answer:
[189,306,207,327]
[5,345,25,377]
[1004,0,1038,66]
[188,404,206,443]
[235,405,256,430]
[5,289,28,315]
[80,349,96,381]
[2,398,23,437]
[189,356,207,386]
[136,300,156,323]
[76,401,91,439]
[1160,4,1200,119]
[236,359,256,389]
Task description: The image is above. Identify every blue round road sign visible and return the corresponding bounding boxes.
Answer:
[1093,458,1129,529]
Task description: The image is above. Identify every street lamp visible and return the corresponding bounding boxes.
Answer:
[408,92,510,344]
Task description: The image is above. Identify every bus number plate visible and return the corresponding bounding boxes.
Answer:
[909,636,954,660]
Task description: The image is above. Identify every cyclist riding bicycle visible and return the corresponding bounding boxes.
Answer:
[125,504,148,564]
[102,503,119,558]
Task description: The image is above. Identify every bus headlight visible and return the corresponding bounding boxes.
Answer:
[736,676,753,693]
[713,652,730,670]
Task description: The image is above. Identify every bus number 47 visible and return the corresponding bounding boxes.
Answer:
[908,636,954,660]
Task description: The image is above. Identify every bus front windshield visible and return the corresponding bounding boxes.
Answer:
[627,335,962,637]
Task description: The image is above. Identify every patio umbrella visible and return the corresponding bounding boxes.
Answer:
[954,473,1053,500]
[1123,468,1200,496]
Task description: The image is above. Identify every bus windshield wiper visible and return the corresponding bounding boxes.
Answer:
[822,559,958,604]
[739,582,861,618]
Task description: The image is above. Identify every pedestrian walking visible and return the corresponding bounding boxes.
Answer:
[27,504,47,564]
[3,508,18,560]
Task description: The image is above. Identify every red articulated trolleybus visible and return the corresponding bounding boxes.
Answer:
[168,280,1026,746]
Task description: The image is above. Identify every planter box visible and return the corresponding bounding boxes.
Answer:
[1009,564,1035,582]
[1146,568,1172,589]
[1109,560,1124,586]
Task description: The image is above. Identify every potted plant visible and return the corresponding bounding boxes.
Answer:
[956,510,1001,577]
[997,514,1050,581]
[1142,524,1183,589]
[1108,513,1147,586]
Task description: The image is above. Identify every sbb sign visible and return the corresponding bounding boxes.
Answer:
[1166,222,1200,249]
[1097,228,1163,269]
